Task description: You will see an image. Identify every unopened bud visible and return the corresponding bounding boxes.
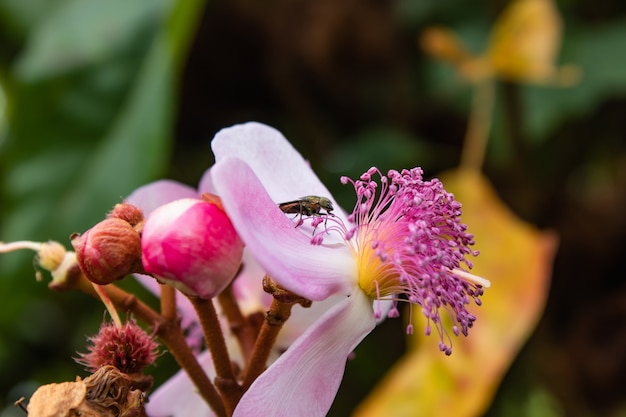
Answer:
[71,218,143,285]
[107,202,144,228]
[76,320,159,375]
[141,197,244,298]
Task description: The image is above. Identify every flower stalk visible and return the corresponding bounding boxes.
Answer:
[187,295,242,414]
[241,275,311,391]
[91,283,123,328]
[97,280,228,417]
[217,282,258,364]
[160,283,178,321]
[460,79,495,172]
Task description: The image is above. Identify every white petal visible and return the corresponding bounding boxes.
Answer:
[277,293,347,349]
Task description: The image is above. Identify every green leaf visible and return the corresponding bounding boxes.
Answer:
[0,0,204,400]
[0,0,205,270]
[523,19,626,140]
[13,0,168,80]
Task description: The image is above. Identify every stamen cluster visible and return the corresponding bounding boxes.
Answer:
[341,167,484,355]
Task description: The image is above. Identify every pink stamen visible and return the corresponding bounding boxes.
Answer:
[343,167,487,354]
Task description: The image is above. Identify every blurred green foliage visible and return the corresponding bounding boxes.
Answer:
[0,0,203,412]
[1,0,626,416]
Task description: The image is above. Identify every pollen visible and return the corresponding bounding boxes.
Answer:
[355,218,403,299]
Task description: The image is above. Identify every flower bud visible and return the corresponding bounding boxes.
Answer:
[141,198,244,298]
[71,218,143,285]
[107,202,144,228]
[76,320,159,375]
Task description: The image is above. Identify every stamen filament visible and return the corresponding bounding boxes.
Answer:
[452,268,491,288]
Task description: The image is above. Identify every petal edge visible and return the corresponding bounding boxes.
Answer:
[234,290,375,417]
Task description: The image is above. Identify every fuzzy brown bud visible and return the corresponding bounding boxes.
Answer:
[107,202,144,228]
[71,218,143,285]
[76,320,160,374]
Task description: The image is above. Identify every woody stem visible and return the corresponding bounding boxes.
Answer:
[217,283,257,363]
[188,296,242,415]
[160,283,178,321]
[241,298,294,391]
[76,273,227,417]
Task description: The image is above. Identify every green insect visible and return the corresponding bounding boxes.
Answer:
[278,195,334,226]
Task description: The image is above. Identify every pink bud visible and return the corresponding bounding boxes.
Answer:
[141,198,244,298]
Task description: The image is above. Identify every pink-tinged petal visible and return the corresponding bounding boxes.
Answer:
[374,299,395,324]
[229,249,342,355]
[232,249,272,315]
[197,167,216,195]
[211,122,347,220]
[146,351,216,417]
[233,290,375,417]
[133,273,162,298]
[211,157,356,301]
[277,294,346,348]
[126,180,198,216]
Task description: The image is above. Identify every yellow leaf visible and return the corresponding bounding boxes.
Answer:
[487,0,578,85]
[420,0,579,86]
[353,170,558,417]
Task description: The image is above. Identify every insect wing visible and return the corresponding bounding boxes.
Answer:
[278,200,304,214]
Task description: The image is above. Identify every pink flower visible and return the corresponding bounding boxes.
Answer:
[127,174,342,417]
[141,197,244,298]
[209,122,490,417]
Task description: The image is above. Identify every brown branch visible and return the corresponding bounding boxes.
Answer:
[188,296,241,415]
[92,276,227,417]
[241,298,294,391]
[160,283,178,321]
[217,283,257,363]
